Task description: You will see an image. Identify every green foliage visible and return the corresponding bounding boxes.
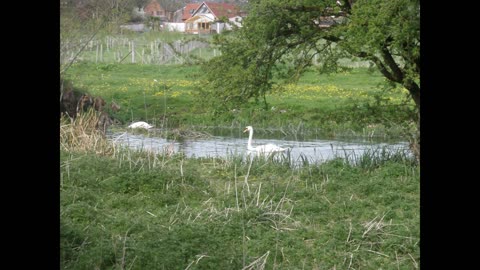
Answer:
[344,0,420,83]
[202,0,420,114]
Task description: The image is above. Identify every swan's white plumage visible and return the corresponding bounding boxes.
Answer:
[243,126,286,155]
[128,121,153,129]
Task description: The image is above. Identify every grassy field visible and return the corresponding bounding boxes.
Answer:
[63,61,416,138]
[61,43,419,269]
[60,145,419,269]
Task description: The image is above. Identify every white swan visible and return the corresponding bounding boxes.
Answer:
[128,121,153,129]
[243,126,286,155]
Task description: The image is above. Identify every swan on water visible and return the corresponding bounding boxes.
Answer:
[128,121,153,129]
[243,126,286,155]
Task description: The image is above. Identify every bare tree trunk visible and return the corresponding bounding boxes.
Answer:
[404,79,420,112]
[404,80,420,163]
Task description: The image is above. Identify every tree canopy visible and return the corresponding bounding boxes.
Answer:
[202,0,420,114]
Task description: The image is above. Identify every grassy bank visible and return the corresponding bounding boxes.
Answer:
[63,62,416,138]
[60,145,419,269]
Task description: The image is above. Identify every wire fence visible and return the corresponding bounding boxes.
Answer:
[61,35,215,66]
[61,35,371,67]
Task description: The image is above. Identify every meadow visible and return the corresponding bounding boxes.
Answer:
[63,61,416,139]
[61,33,419,269]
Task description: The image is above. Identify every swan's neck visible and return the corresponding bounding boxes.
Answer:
[247,129,255,151]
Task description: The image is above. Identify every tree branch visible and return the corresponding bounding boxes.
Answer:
[380,46,404,82]
[352,50,397,82]
[284,6,325,13]
[60,18,107,75]
[415,56,420,73]
[404,79,420,109]
[370,57,397,82]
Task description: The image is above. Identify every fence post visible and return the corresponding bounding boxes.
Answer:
[160,42,163,63]
[132,41,135,63]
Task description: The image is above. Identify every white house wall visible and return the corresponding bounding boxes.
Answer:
[185,14,215,33]
[164,22,185,32]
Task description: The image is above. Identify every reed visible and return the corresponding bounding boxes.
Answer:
[336,145,415,169]
[60,109,114,155]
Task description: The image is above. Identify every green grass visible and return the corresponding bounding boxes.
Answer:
[297,67,385,90]
[63,61,416,139]
[60,147,419,269]
[61,31,419,269]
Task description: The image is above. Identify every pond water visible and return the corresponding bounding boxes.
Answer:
[107,127,411,166]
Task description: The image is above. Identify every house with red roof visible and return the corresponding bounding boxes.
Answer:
[170,3,197,23]
[182,3,202,22]
[143,0,170,21]
[183,2,243,34]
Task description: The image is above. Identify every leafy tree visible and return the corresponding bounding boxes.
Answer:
[201,0,420,160]
[134,0,149,9]
[202,0,420,116]
[159,0,187,13]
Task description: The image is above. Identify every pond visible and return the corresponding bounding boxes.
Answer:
[107,126,411,166]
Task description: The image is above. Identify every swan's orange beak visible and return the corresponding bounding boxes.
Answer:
[243,128,248,133]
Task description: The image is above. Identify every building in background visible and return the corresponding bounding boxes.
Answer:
[184,2,242,34]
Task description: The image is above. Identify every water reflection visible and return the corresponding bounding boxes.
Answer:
[108,128,410,165]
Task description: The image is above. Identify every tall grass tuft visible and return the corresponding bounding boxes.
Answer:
[339,145,415,170]
[60,109,114,155]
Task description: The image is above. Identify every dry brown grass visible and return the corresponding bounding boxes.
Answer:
[60,109,115,155]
